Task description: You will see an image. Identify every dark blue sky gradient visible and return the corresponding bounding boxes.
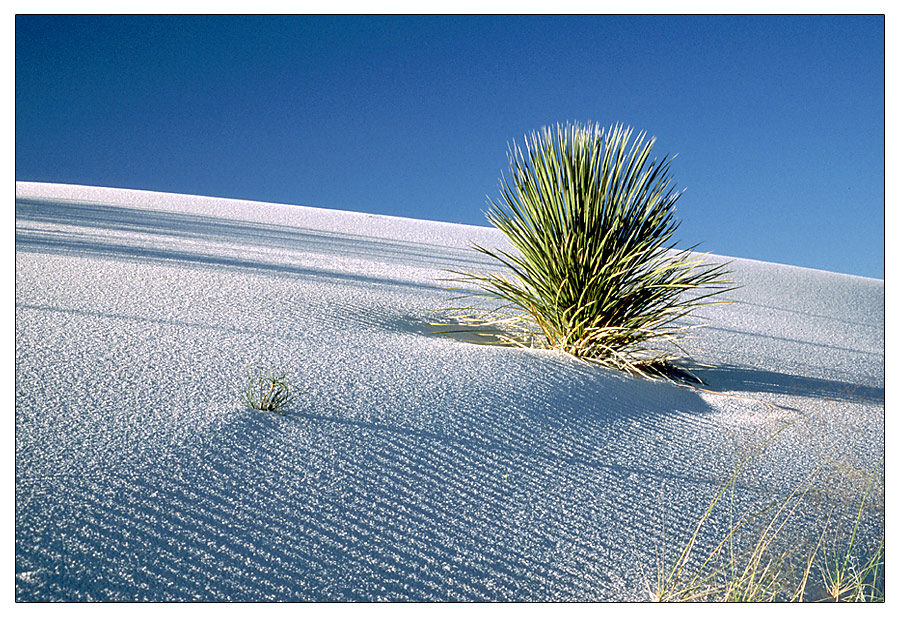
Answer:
[16,15,885,278]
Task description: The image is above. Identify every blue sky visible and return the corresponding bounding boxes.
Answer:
[16,15,885,278]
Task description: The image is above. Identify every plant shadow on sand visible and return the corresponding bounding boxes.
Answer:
[380,312,883,406]
[685,364,883,405]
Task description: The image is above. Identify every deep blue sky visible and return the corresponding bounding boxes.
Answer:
[16,15,885,278]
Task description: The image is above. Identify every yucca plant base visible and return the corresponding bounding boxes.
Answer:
[444,123,733,379]
[443,301,706,381]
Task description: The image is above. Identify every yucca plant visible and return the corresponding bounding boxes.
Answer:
[444,123,733,377]
[240,365,295,413]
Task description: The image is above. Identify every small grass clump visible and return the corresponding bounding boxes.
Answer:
[443,123,733,378]
[240,366,295,413]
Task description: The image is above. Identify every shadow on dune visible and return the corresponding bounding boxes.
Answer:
[688,363,884,404]
[15,197,493,272]
[16,199,500,282]
[350,311,885,406]
[195,359,732,601]
[15,331,730,601]
[15,226,441,293]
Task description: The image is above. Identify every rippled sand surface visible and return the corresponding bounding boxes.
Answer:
[15,182,884,601]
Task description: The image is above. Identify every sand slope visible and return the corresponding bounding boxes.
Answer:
[15,182,884,601]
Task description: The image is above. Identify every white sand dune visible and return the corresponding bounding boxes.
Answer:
[15,182,884,601]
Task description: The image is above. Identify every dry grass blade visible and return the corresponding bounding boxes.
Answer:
[643,432,884,603]
[819,457,885,602]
